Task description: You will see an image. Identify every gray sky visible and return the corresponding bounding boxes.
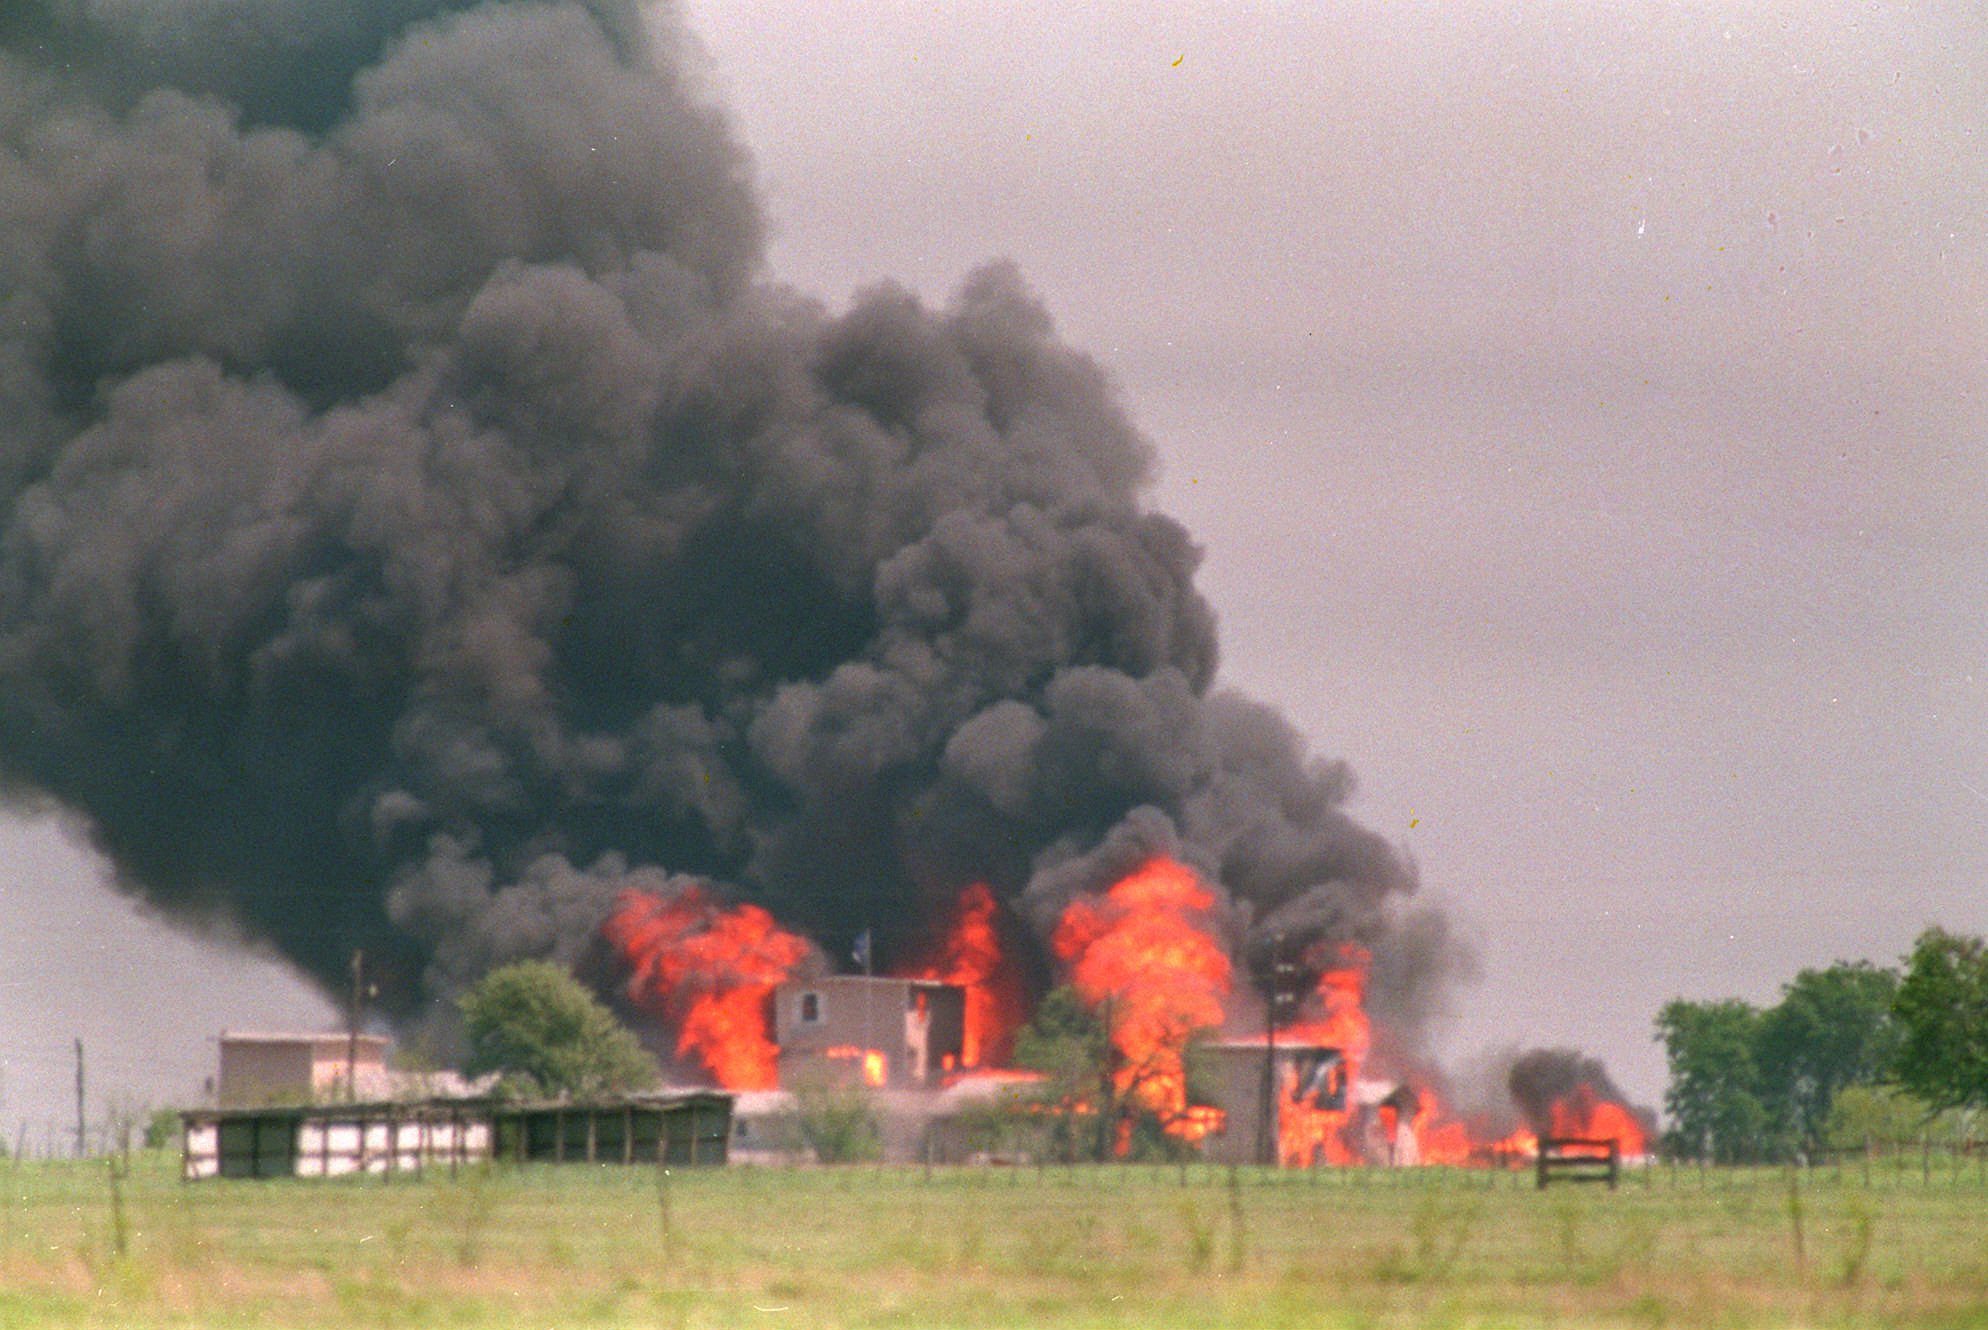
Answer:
[664,0,1987,1107]
[2,0,1983,1135]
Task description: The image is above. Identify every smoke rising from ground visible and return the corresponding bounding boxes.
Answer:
[0,0,1454,1046]
[1508,1048,1650,1136]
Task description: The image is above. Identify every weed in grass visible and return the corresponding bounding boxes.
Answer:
[437,1162,496,1267]
[765,1275,808,1302]
[646,1286,694,1330]
[1224,1165,1248,1273]
[1179,1200,1214,1274]
[332,1270,414,1327]
[161,1208,216,1270]
[656,1163,673,1263]
[1371,1193,1482,1285]
[1552,1194,1587,1274]
[954,1217,984,1268]
[380,1212,415,1270]
[1718,1186,1759,1224]
[1836,1194,1874,1288]
[1411,1192,1481,1277]
[1606,1208,1659,1285]
[1626,1289,1670,1326]
[1786,1168,1808,1279]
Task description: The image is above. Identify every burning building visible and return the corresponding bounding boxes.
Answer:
[1198,1041,1346,1167]
[0,0,1650,1156]
[773,976,967,1090]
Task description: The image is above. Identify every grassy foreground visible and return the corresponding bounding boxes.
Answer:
[1,1152,1986,1328]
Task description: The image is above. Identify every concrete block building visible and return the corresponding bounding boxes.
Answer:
[217,1031,392,1106]
[772,976,967,1090]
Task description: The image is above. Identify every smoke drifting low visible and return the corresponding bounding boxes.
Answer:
[1508,1048,1650,1137]
[0,1,1457,1044]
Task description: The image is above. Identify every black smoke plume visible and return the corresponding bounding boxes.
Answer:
[0,0,1452,1033]
[1507,1048,1651,1136]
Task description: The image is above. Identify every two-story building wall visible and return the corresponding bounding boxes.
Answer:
[772,977,966,1090]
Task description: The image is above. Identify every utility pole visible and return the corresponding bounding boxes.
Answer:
[73,1038,86,1159]
[347,950,365,1102]
[1262,982,1276,1166]
[1258,934,1299,1166]
[1098,991,1122,1164]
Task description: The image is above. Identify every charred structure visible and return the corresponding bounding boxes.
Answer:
[1199,1041,1345,1167]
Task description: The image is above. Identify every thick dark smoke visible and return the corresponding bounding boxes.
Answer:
[0,0,1456,1038]
[1507,1048,1649,1135]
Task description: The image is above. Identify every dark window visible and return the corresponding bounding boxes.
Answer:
[799,992,821,1023]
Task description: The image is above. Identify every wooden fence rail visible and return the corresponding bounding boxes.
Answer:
[1537,1136,1620,1190]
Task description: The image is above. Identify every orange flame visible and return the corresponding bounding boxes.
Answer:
[1547,1083,1649,1155]
[903,883,1025,1068]
[825,1045,889,1088]
[1403,1082,1646,1167]
[603,885,810,1090]
[1410,1089,1475,1166]
[1277,1060,1360,1167]
[1052,857,1232,1142]
[1278,944,1372,1065]
[1270,945,1371,1165]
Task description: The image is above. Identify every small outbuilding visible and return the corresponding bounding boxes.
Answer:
[490,1094,731,1166]
[216,1031,392,1107]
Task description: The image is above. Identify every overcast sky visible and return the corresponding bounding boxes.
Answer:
[666,0,1988,1107]
[2,0,1983,1137]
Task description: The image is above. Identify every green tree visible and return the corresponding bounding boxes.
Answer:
[458,960,659,1099]
[1822,1084,1965,1152]
[1655,998,1775,1162]
[787,1082,882,1164]
[1010,985,1215,1163]
[1012,985,1114,1162]
[1892,927,1988,1112]
[143,1107,183,1151]
[1755,961,1900,1154]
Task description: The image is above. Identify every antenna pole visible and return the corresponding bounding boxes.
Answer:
[73,1038,86,1158]
[347,951,365,1102]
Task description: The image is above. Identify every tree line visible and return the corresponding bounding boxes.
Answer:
[1658,926,1988,1163]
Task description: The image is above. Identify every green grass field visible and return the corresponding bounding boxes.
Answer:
[2,1152,1985,1328]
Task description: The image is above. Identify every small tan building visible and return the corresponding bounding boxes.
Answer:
[773,977,967,1090]
[217,1031,391,1106]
